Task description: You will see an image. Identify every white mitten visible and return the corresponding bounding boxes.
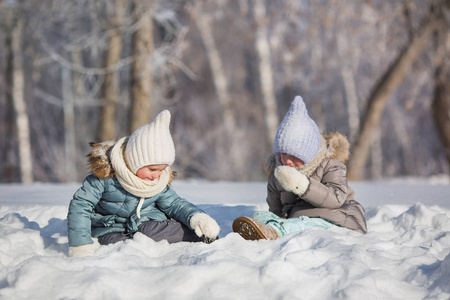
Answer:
[69,243,97,258]
[189,213,220,239]
[274,165,310,196]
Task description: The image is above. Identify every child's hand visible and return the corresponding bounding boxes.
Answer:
[69,243,97,257]
[190,213,220,239]
[274,165,310,196]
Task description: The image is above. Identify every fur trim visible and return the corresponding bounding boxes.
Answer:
[263,132,350,176]
[87,140,117,179]
[324,132,350,163]
[87,140,175,185]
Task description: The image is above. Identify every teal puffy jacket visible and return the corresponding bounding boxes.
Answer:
[67,174,203,247]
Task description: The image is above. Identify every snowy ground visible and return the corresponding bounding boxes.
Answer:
[1,178,450,300]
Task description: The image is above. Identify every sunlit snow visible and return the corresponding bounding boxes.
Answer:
[1,179,449,299]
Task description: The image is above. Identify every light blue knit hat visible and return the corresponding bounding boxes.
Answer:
[273,96,321,164]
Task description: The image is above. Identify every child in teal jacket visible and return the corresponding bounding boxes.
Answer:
[68,110,220,257]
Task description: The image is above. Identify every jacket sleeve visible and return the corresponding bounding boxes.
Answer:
[266,172,284,217]
[155,187,203,229]
[67,174,105,247]
[301,159,348,209]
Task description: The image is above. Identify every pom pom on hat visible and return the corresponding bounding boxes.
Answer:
[125,110,175,173]
[273,96,321,164]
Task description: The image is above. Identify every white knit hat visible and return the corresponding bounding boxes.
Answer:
[273,96,321,164]
[125,110,175,173]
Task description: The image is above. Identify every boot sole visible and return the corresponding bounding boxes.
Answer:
[232,217,269,240]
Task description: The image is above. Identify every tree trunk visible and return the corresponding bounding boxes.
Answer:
[99,0,126,141]
[62,65,76,182]
[191,1,236,134]
[340,64,360,143]
[129,2,154,133]
[388,104,416,175]
[11,17,33,184]
[347,12,441,180]
[3,14,15,182]
[433,66,450,167]
[336,6,360,144]
[190,1,246,179]
[432,0,450,172]
[254,0,279,147]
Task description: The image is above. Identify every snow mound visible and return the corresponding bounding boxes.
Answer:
[0,181,449,299]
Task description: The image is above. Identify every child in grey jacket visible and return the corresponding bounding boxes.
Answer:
[233,96,367,240]
[68,110,220,257]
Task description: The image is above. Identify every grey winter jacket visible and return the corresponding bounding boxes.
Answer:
[266,133,367,234]
[67,142,203,247]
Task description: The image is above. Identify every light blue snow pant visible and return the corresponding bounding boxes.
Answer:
[252,211,332,237]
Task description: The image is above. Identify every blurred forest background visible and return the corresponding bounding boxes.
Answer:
[0,0,449,183]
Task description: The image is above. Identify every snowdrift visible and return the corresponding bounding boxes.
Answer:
[0,180,449,299]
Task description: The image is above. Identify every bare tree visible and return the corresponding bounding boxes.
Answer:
[433,67,450,167]
[9,15,33,184]
[61,65,76,182]
[129,1,154,133]
[99,0,127,141]
[254,0,279,147]
[432,16,450,168]
[187,1,248,179]
[0,0,448,183]
[189,1,236,133]
[337,34,360,144]
[347,4,444,180]
[1,4,16,182]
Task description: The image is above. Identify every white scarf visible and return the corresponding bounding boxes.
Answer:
[110,137,171,218]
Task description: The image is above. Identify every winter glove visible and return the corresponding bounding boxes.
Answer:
[274,165,310,196]
[69,243,97,258]
[189,213,220,240]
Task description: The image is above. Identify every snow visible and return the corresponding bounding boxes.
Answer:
[1,179,450,300]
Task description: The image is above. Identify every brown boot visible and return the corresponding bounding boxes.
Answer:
[232,217,280,240]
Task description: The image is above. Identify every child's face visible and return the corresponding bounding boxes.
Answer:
[136,164,168,181]
[280,153,304,167]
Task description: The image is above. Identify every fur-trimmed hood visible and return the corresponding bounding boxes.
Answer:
[87,140,175,184]
[87,140,117,179]
[264,132,350,176]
